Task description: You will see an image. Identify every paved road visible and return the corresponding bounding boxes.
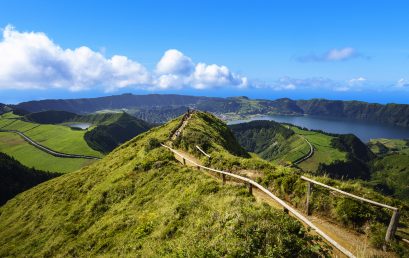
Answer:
[293,136,314,165]
[0,129,101,160]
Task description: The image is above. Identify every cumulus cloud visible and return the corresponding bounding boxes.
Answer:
[156,49,194,75]
[297,47,365,62]
[0,26,248,91]
[0,25,151,91]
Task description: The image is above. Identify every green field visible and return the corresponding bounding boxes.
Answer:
[0,113,102,157]
[0,132,95,173]
[290,127,346,171]
[368,138,409,155]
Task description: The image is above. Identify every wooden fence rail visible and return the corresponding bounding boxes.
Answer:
[300,176,399,242]
[161,143,356,258]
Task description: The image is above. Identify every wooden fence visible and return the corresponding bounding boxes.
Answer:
[161,143,356,258]
[301,176,399,242]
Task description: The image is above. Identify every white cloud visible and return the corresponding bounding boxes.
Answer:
[326,47,356,61]
[272,77,338,91]
[396,78,409,88]
[192,63,248,89]
[0,25,248,91]
[297,47,364,62]
[0,25,151,91]
[156,49,194,75]
[348,77,367,86]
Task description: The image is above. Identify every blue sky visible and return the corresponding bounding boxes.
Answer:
[0,0,408,104]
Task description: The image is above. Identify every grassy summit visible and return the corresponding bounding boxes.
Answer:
[0,112,326,257]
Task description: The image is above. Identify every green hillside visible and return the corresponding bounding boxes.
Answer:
[0,114,326,257]
[170,112,409,252]
[0,131,95,173]
[84,112,152,153]
[229,120,310,164]
[0,152,60,205]
[0,112,102,157]
[0,112,152,172]
[368,138,409,155]
[369,154,409,202]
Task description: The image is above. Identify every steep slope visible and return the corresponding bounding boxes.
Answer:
[168,112,409,255]
[229,120,309,163]
[369,154,409,202]
[0,152,60,205]
[0,114,325,257]
[84,112,152,153]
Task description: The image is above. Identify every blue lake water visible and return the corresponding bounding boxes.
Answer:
[228,115,409,142]
[66,123,91,130]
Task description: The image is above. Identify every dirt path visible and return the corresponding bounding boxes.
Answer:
[168,145,396,257]
[165,112,394,257]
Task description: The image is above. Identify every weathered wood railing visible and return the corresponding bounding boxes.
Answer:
[161,143,356,258]
[301,176,399,243]
[195,145,211,158]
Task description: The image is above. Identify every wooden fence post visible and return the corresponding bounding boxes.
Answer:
[283,208,289,214]
[385,209,400,242]
[222,174,226,185]
[182,158,186,165]
[197,166,200,170]
[248,183,253,194]
[306,181,312,215]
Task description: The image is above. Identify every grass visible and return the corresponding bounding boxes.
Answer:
[0,115,327,257]
[0,132,95,173]
[290,126,346,171]
[369,138,409,155]
[175,112,409,253]
[0,113,102,157]
[275,134,310,163]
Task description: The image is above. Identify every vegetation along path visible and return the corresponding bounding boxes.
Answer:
[0,129,100,160]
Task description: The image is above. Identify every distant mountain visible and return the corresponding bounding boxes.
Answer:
[15,93,217,114]
[296,99,409,128]
[12,93,409,128]
[0,152,60,206]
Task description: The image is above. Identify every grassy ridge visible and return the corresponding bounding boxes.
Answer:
[0,115,326,257]
[174,112,408,253]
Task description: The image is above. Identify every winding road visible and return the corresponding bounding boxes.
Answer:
[293,135,314,165]
[0,129,101,160]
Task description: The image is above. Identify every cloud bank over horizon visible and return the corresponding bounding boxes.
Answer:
[0,25,248,92]
[0,25,404,96]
